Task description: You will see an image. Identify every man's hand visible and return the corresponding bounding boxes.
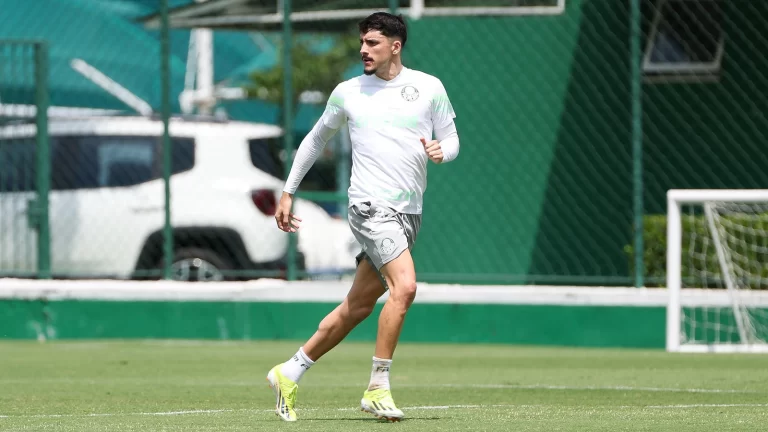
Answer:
[275,192,302,233]
[421,137,443,164]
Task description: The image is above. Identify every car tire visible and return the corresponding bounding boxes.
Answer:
[160,247,233,282]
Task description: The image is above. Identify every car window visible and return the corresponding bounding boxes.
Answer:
[0,134,195,192]
[0,138,36,192]
[99,139,154,187]
[169,137,195,175]
[248,137,281,179]
[248,133,340,192]
[52,136,157,190]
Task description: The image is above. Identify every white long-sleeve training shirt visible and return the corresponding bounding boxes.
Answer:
[283,66,459,215]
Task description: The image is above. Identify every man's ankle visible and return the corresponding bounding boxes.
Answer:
[367,356,392,391]
[280,347,315,383]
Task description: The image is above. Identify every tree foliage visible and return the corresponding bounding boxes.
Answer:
[244,34,360,112]
[243,33,359,190]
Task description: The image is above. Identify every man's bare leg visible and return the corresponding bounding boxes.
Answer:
[267,258,386,421]
[302,258,386,361]
[358,249,416,422]
[375,249,417,359]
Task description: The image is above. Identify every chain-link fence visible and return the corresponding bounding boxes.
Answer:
[640,0,768,287]
[1,0,766,286]
[0,40,50,279]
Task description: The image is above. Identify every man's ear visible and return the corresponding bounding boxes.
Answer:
[392,40,402,54]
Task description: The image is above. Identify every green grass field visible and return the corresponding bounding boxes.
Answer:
[1,340,767,431]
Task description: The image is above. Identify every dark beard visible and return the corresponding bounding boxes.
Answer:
[363,68,376,76]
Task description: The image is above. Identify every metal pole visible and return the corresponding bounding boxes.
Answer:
[34,42,51,279]
[194,0,213,115]
[630,0,644,287]
[283,0,297,281]
[665,194,681,352]
[161,0,174,279]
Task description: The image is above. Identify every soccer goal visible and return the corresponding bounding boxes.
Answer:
[666,189,768,353]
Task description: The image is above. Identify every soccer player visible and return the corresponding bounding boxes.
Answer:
[267,11,460,422]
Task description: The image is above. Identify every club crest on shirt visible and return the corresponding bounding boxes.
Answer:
[401,86,419,102]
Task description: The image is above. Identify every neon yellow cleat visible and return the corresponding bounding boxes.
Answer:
[360,388,404,422]
[266,365,298,422]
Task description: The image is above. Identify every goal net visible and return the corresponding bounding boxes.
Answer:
[666,190,768,353]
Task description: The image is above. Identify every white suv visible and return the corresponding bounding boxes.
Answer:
[0,115,360,281]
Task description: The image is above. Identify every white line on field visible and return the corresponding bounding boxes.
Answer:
[3,403,767,419]
[431,383,756,394]
[145,409,237,416]
[0,405,497,419]
[336,404,514,411]
[647,403,768,409]
[1,409,247,419]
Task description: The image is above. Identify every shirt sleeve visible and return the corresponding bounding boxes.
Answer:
[320,83,347,129]
[282,121,339,195]
[430,79,456,130]
[435,120,460,163]
[282,85,346,194]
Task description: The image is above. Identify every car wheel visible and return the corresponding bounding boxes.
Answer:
[164,247,232,282]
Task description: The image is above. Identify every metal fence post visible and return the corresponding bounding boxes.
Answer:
[630,0,644,288]
[283,0,297,281]
[160,0,173,280]
[34,42,51,279]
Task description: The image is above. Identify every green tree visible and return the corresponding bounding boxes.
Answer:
[244,33,359,186]
[244,33,359,121]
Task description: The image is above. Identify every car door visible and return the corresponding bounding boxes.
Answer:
[0,136,38,276]
[48,135,162,277]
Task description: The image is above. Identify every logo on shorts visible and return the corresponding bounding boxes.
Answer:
[401,86,419,101]
[379,238,396,255]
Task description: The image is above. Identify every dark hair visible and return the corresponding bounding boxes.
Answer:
[358,12,407,49]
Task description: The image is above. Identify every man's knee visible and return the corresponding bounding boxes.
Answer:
[343,262,385,324]
[350,301,376,322]
[390,279,417,307]
[383,254,417,307]
[317,297,374,332]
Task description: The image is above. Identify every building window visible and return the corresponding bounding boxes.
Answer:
[643,0,724,78]
[421,0,564,17]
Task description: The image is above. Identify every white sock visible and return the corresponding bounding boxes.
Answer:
[368,356,392,391]
[279,347,314,383]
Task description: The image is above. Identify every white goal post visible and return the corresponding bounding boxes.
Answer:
[666,189,768,353]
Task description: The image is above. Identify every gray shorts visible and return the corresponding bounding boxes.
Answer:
[348,201,422,288]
